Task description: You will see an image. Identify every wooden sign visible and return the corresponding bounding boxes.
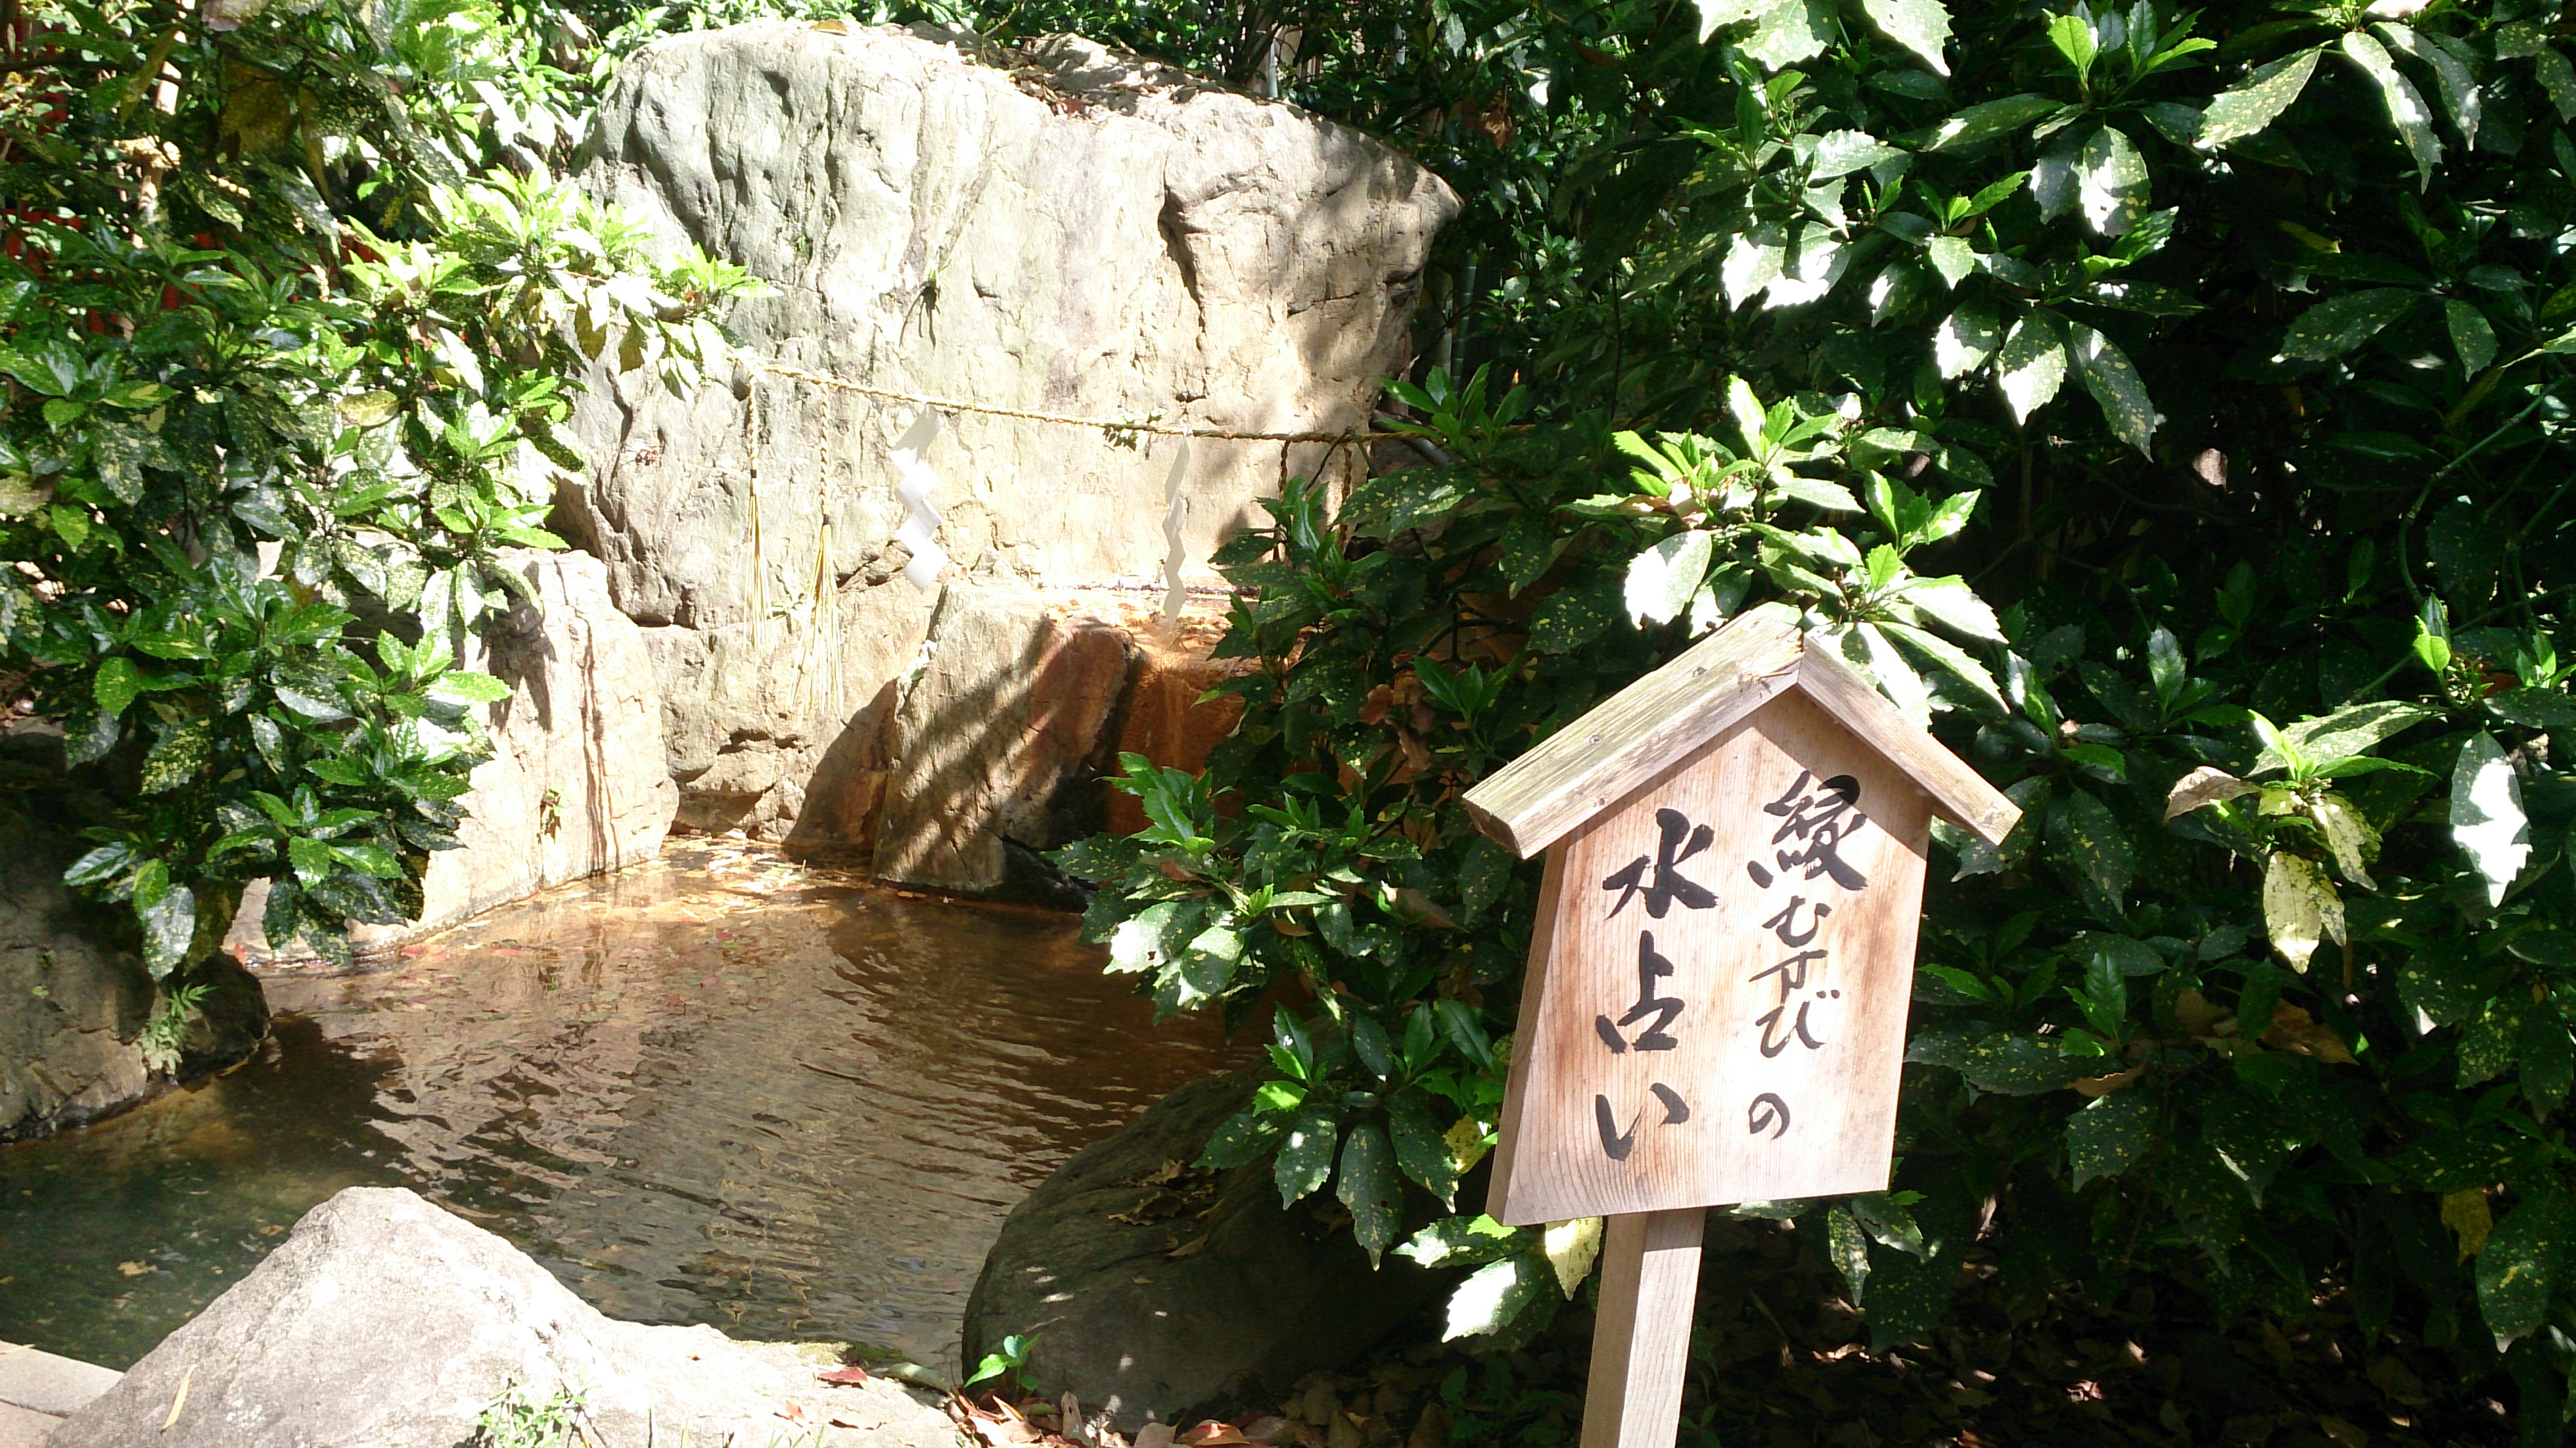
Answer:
[1460,602,2019,1448]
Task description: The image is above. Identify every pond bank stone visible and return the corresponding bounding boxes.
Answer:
[48,1186,964,1448]
[0,804,265,1141]
[963,1065,1448,1434]
[870,583,1136,901]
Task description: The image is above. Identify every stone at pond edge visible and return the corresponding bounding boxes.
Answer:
[963,1064,1450,1432]
[0,803,265,1141]
[48,1186,965,1448]
[871,583,1136,903]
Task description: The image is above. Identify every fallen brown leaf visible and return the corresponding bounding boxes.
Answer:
[2261,1002,2356,1063]
[2170,987,2228,1036]
[1177,1422,1249,1446]
[816,1364,870,1386]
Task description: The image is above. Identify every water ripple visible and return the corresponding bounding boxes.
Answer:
[0,844,1249,1370]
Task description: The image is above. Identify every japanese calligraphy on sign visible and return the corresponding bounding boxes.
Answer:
[1461,606,2020,1228]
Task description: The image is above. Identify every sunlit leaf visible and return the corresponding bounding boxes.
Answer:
[1995,311,2068,423]
[1898,576,2004,643]
[1274,1104,1339,1206]
[2311,794,2379,889]
[2375,22,2479,149]
[2165,767,2256,819]
[1934,301,2000,378]
[2262,851,2342,972]
[2341,30,2441,186]
[1861,0,1952,76]
[1926,95,2060,151]
[1542,1217,1603,1298]
[1624,530,1714,627]
[1442,1256,1550,1338]
[2196,47,2322,151]
[2452,731,2529,907]
[2076,125,2148,236]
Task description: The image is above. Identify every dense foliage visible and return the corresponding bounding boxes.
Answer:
[0,0,753,1014]
[1045,0,2576,1437]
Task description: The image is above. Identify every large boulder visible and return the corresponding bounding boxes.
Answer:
[0,803,265,1141]
[566,22,1456,842]
[963,1066,1450,1434]
[49,1186,965,1448]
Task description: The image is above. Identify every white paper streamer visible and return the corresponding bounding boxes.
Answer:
[1159,430,1193,629]
[890,408,947,591]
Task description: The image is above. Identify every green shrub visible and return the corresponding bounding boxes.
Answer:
[1057,0,2576,1428]
[0,0,758,985]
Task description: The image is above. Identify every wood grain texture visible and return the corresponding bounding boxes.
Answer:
[1462,604,1803,858]
[1487,689,1932,1225]
[1791,639,2020,846]
[1578,1208,1706,1448]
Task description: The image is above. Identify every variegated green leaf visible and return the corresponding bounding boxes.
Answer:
[2342,30,2441,185]
[2068,323,2155,453]
[2374,23,2479,148]
[1935,301,2000,378]
[1861,0,1951,76]
[2196,47,2321,151]
[2076,125,2148,236]
[1996,311,2068,423]
[2262,851,2341,973]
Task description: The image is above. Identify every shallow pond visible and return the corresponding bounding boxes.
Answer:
[0,843,1245,1372]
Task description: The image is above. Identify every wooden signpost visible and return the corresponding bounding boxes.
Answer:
[1460,602,2021,1448]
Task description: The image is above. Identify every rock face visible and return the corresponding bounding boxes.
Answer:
[392,549,678,940]
[963,1066,1450,1433]
[49,1186,965,1448]
[229,548,678,961]
[871,585,1136,899]
[566,22,1455,841]
[0,805,265,1141]
[1103,615,1253,838]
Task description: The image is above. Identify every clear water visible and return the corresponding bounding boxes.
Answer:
[0,844,1246,1372]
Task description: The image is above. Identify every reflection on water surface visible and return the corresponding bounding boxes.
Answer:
[0,844,1245,1372]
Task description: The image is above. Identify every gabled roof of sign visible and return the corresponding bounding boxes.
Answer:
[1461,601,2022,859]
